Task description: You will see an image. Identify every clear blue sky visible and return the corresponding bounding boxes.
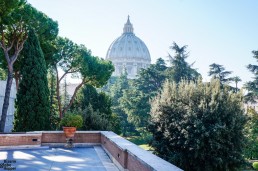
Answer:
[27,0,258,87]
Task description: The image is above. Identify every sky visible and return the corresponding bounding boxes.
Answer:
[27,0,258,87]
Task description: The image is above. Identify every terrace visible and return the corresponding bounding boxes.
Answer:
[0,131,182,171]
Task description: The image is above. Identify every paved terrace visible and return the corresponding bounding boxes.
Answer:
[0,131,183,171]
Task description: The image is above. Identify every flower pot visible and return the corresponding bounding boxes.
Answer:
[63,127,76,138]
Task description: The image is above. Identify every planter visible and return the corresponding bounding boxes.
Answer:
[63,127,76,138]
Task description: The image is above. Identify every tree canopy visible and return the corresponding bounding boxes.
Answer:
[0,0,58,132]
[208,63,232,85]
[245,50,258,102]
[13,29,50,131]
[51,37,114,118]
[149,79,247,171]
[167,42,200,83]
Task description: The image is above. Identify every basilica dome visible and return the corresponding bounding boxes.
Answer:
[106,16,151,79]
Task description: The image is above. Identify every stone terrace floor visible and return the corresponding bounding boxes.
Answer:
[0,146,120,171]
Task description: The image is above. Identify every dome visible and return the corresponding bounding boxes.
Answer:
[106,16,151,79]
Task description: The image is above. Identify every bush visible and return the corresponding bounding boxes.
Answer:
[253,162,258,170]
[149,79,247,171]
[60,113,83,128]
[81,104,111,130]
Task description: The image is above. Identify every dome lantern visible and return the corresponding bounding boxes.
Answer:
[123,15,134,34]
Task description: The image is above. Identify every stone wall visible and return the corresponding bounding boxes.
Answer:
[0,80,16,132]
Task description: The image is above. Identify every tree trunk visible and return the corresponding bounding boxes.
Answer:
[55,67,62,119]
[0,69,13,132]
[14,71,20,91]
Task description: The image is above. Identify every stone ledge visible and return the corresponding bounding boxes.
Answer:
[101,131,183,171]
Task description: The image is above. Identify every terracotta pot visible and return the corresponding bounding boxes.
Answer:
[63,127,76,138]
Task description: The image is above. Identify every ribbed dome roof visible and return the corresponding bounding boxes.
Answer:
[106,16,151,61]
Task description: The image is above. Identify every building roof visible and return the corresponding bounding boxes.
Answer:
[106,16,151,62]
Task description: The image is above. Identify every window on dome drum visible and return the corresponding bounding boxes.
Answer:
[129,47,131,50]
[120,47,122,51]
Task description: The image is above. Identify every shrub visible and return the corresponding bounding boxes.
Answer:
[149,79,247,171]
[60,113,83,128]
[253,162,258,170]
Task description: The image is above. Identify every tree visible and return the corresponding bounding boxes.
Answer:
[51,37,114,118]
[81,104,112,131]
[167,42,200,83]
[149,79,247,171]
[109,72,136,136]
[208,63,232,85]
[244,108,258,159]
[0,1,58,132]
[120,58,168,128]
[48,69,59,130]
[13,29,50,131]
[231,76,242,92]
[245,50,258,102]
[80,85,113,131]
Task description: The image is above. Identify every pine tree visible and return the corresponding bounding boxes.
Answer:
[245,50,258,102]
[149,79,247,171]
[167,42,200,83]
[120,58,168,128]
[13,29,50,131]
[109,72,136,136]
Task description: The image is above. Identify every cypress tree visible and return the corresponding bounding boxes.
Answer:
[14,29,50,131]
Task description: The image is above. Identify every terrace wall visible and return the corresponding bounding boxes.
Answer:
[0,131,182,171]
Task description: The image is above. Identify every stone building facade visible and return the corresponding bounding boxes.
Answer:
[0,80,16,132]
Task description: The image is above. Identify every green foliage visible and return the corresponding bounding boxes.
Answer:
[149,79,247,171]
[208,63,232,85]
[0,0,58,132]
[13,29,50,132]
[120,58,168,128]
[60,113,83,128]
[245,50,258,102]
[108,72,137,136]
[51,37,114,117]
[0,0,25,22]
[48,70,60,130]
[253,162,258,170]
[230,76,242,92]
[0,67,6,80]
[81,104,111,130]
[167,42,200,83]
[0,2,59,73]
[71,84,119,132]
[81,85,111,115]
[244,108,258,159]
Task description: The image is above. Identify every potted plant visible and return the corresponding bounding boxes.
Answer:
[60,113,83,138]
